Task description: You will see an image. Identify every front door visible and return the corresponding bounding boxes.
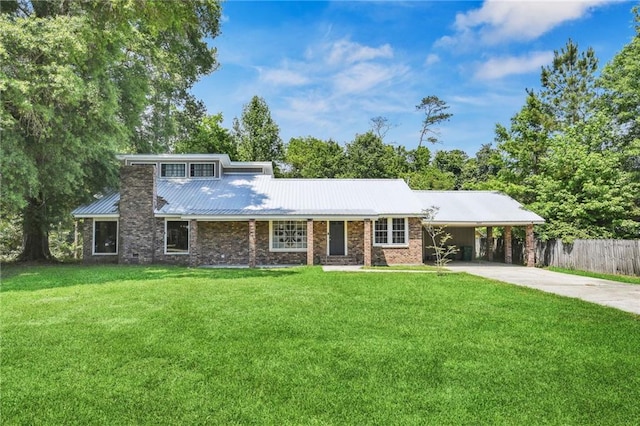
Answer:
[329,221,345,256]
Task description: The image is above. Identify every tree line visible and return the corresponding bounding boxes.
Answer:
[1,1,639,261]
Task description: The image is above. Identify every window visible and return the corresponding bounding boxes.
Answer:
[374,219,388,244]
[161,163,186,178]
[190,163,215,177]
[392,218,406,244]
[165,221,189,253]
[373,218,408,246]
[270,221,307,251]
[93,220,118,255]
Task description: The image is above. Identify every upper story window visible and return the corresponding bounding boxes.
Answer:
[190,163,215,177]
[161,163,186,178]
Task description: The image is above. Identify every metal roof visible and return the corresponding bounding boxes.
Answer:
[73,175,424,218]
[73,177,545,225]
[413,190,545,225]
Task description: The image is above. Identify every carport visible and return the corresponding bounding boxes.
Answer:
[413,191,545,267]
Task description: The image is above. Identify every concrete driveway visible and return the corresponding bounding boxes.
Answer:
[447,262,640,316]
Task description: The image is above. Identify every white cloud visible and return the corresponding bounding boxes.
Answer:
[333,62,409,94]
[438,0,615,46]
[326,39,393,65]
[474,51,554,80]
[258,67,310,86]
[424,54,440,66]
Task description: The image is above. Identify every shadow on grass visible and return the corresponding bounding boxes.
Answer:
[0,263,303,293]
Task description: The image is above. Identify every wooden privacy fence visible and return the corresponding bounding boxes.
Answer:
[536,239,640,277]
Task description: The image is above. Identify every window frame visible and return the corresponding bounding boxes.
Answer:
[92,219,118,255]
[189,162,216,178]
[164,220,190,255]
[373,217,408,247]
[269,220,308,252]
[160,163,187,178]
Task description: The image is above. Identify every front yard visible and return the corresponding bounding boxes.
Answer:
[2,265,639,424]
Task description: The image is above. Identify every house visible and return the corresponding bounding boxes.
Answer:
[72,154,544,267]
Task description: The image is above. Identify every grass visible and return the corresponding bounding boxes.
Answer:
[2,265,639,425]
[549,266,640,285]
[363,264,444,271]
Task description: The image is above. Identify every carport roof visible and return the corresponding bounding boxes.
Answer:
[414,190,545,226]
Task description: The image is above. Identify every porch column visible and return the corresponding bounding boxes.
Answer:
[525,224,535,267]
[486,226,494,262]
[306,219,314,265]
[504,226,512,264]
[363,219,372,267]
[189,220,199,266]
[249,219,256,268]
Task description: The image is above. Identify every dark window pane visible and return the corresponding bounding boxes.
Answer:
[166,221,189,253]
[94,221,117,254]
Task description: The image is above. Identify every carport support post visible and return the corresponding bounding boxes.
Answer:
[249,219,256,268]
[306,219,314,265]
[525,224,535,267]
[504,226,512,264]
[364,219,372,267]
[486,226,494,261]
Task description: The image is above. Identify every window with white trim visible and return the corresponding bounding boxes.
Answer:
[93,220,118,255]
[270,221,307,251]
[165,220,189,253]
[190,163,215,177]
[373,218,408,246]
[374,219,388,244]
[160,163,186,178]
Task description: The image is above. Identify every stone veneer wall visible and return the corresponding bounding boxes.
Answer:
[82,219,118,264]
[118,165,157,264]
[372,217,423,265]
[255,221,307,265]
[198,221,250,265]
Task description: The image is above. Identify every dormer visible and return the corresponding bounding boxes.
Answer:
[116,154,274,178]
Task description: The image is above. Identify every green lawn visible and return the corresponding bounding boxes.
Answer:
[2,265,639,425]
[549,266,640,285]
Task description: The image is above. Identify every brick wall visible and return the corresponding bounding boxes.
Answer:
[118,165,156,264]
[198,221,250,265]
[372,217,423,265]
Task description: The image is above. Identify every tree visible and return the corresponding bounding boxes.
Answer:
[530,114,640,240]
[342,132,399,178]
[174,113,237,159]
[416,95,453,146]
[370,116,395,140]
[540,39,599,128]
[233,96,284,164]
[284,137,345,178]
[423,206,459,273]
[599,8,640,151]
[433,149,469,189]
[0,0,222,261]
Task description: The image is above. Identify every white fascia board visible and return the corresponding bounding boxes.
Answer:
[169,214,379,221]
[116,153,232,166]
[73,214,119,219]
[423,220,545,227]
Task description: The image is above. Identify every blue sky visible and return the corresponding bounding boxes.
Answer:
[192,0,637,155]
